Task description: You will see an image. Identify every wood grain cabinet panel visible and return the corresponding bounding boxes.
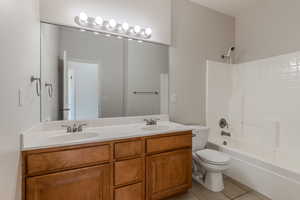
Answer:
[146,133,192,154]
[114,183,144,200]
[26,164,111,200]
[114,158,144,186]
[26,145,110,175]
[146,149,192,200]
[114,140,144,159]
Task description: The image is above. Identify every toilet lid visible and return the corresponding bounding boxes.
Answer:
[196,149,230,165]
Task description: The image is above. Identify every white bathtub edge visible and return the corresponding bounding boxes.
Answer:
[208,141,300,200]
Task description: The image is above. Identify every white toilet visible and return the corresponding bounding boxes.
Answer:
[190,126,231,192]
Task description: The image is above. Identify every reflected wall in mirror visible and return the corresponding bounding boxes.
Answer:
[41,23,169,121]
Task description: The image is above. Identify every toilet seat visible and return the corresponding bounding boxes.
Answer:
[196,149,230,165]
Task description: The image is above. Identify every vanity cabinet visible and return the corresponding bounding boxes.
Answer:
[26,165,111,200]
[146,149,192,200]
[22,131,192,200]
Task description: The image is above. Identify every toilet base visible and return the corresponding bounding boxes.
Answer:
[204,172,224,192]
[193,172,224,192]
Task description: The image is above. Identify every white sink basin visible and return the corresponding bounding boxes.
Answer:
[48,132,99,142]
[141,125,169,131]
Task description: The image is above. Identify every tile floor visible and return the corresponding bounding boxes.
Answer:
[167,177,271,200]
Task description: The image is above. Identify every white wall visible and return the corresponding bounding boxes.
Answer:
[41,24,60,121]
[39,0,171,45]
[0,0,40,199]
[235,0,300,63]
[169,0,235,125]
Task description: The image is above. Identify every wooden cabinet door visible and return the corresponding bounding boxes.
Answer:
[146,149,192,200]
[114,182,144,200]
[26,164,111,200]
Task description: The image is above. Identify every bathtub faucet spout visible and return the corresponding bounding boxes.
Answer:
[221,131,231,137]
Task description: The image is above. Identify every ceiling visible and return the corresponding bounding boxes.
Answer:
[189,0,260,17]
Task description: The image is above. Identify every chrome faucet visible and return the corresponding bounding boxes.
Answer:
[144,118,159,126]
[78,123,87,132]
[62,123,88,133]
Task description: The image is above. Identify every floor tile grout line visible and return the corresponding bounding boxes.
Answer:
[230,190,252,200]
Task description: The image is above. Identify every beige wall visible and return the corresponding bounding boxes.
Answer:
[59,27,125,118]
[0,0,40,199]
[39,0,171,45]
[169,0,235,125]
[235,0,300,63]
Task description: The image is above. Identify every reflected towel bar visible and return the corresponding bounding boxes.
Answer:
[133,91,159,95]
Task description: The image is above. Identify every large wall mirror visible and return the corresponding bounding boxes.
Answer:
[41,23,169,121]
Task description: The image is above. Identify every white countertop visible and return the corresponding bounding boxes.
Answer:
[21,118,193,151]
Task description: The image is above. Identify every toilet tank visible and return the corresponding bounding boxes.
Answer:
[187,126,209,151]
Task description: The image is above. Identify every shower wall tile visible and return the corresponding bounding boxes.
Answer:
[207,51,300,170]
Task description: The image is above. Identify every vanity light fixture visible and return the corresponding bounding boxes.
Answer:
[79,12,88,24]
[94,16,104,26]
[134,25,141,34]
[122,22,129,32]
[107,19,117,30]
[75,13,152,40]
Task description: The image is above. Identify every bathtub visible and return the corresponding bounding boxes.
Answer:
[208,138,300,200]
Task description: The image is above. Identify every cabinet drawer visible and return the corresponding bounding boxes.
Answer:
[146,132,192,154]
[114,158,144,186]
[26,145,111,175]
[114,182,144,200]
[114,140,144,159]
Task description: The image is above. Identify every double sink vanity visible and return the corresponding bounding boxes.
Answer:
[21,116,193,200]
[25,22,191,200]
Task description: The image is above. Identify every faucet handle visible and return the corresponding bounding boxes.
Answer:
[72,123,78,132]
[62,125,72,133]
[78,123,88,132]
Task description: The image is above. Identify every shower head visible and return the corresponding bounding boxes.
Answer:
[225,47,235,57]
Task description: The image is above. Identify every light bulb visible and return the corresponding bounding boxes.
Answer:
[129,28,135,35]
[108,19,117,29]
[145,28,152,36]
[95,16,103,26]
[94,32,99,35]
[79,12,88,22]
[117,36,123,39]
[134,25,141,34]
[122,22,129,32]
[137,40,143,43]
